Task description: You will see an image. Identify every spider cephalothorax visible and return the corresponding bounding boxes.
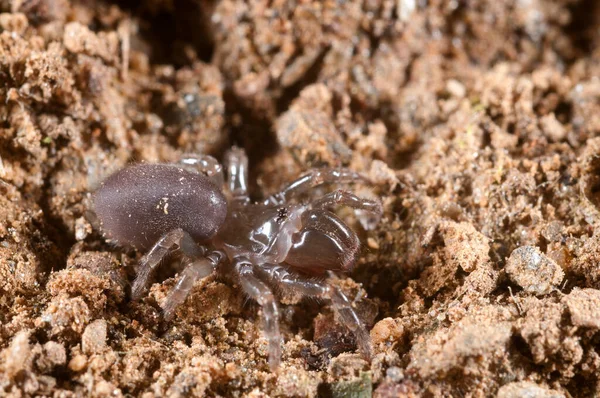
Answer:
[93,147,382,370]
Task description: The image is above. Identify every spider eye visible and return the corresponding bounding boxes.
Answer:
[276,207,288,223]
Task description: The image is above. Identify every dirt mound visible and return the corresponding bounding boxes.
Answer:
[1,0,600,396]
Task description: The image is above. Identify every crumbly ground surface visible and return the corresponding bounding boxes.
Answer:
[1,0,600,396]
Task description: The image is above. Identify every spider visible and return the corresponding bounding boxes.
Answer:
[93,147,382,370]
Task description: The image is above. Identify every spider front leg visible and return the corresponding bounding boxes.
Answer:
[162,250,225,320]
[285,209,361,273]
[312,189,382,214]
[257,264,372,361]
[268,168,366,204]
[234,258,282,370]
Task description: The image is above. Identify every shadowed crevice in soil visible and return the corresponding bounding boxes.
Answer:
[276,46,330,115]
[37,172,76,276]
[222,88,280,197]
[115,0,216,65]
[565,0,600,60]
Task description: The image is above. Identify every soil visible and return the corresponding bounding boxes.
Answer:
[1,0,600,397]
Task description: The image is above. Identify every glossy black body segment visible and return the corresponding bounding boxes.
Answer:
[93,163,227,250]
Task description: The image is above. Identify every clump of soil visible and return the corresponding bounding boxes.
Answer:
[2,0,600,396]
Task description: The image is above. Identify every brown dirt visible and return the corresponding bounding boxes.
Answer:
[1,0,600,396]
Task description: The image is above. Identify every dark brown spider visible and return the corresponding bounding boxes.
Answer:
[93,147,382,370]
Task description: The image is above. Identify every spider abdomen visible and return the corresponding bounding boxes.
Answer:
[93,163,227,250]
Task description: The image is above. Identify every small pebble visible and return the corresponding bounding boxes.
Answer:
[446,79,466,98]
[505,246,564,296]
[95,380,120,396]
[68,354,87,372]
[563,288,600,329]
[37,341,66,372]
[74,217,92,241]
[370,317,404,345]
[497,381,565,398]
[3,331,32,378]
[82,319,107,354]
[367,237,379,249]
[385,366,404,382]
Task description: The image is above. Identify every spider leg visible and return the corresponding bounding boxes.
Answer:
[311,189,382,214]
[234,258,281,370]
[268,169,366,204]
[131,228,203,300]
[225,146,249,202]
[178,153,224,187]
[257,264,372,361]
[162,250,225,321]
